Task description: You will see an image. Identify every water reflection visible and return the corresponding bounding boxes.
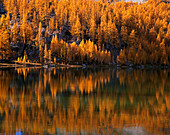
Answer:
[0,68,169,134]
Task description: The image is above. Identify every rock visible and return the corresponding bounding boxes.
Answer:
[0,4,6,15]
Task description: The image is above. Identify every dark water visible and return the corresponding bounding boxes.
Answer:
[0,67,169,135]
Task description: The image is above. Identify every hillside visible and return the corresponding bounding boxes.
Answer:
[0,0,169,66]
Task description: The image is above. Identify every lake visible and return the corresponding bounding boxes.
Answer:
[0,67,169,134]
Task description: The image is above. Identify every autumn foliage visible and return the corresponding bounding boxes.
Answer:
[0,0,169,65]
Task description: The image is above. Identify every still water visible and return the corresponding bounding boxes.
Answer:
[0,67,169,135]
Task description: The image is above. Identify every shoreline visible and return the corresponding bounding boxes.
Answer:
[0,61,169,69]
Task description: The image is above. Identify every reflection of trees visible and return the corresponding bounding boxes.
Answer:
[0,68,169,134]
[47,68,111,95]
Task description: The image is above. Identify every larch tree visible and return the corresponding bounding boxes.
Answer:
[20,10,27,45]
[160,39,168,65]
[97,26,103,47]
[11,22,19,45]
[44,44,48,64]
[78,40,85,63]
[165,23,170,45]
[26,23,33,45]
[6,12,10,29]
[117,48,126,65]
[48,49,51,64]
[109,22,119,48]
[36,22,42,48]
[128,46,136,64]
[100,14,107,45]
[12,7,18,21]
[89,17,96,42]
[51,35,57,54]
[32,11,38,31]
[49,17,55,34]
[156,34,161,44]
[39,43,43,63]
[121,26,128,44]
[71,15,81,40]
[1,28,11,59]
[128,30,136,47]
[149,27,157,43]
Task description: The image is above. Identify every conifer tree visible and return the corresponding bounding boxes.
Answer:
[32,11,38,31]
[20,10,27,44]
[109,22,119,48]
[12,7,18,21]
[117,48,126,65]
[51,36,56,54]
[128,46,136,64]
[36,22,42,48]
[48,49,51,64]
[6,12,10,29]
[71,15,81,40]
[26,23,33,44]
[160,39,168,65]
[49,17,55,34]
[70,42,77,62]
[11,22,19,44]
[61,42,67,61]
[149,27,157,42]
[1,30,11,59]
[156,34,161,43]
[44,44,48,64]
[128,30,136,47]
[121,26,128,44]
[78,40,85,63]
[97,26,103,47]
[39,44,43,63]
[89,18,96,41]
[165,23,170,45]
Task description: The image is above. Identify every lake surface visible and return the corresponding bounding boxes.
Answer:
[0,67,169,135]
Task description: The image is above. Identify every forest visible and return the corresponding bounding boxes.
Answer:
[0,0,169,66]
